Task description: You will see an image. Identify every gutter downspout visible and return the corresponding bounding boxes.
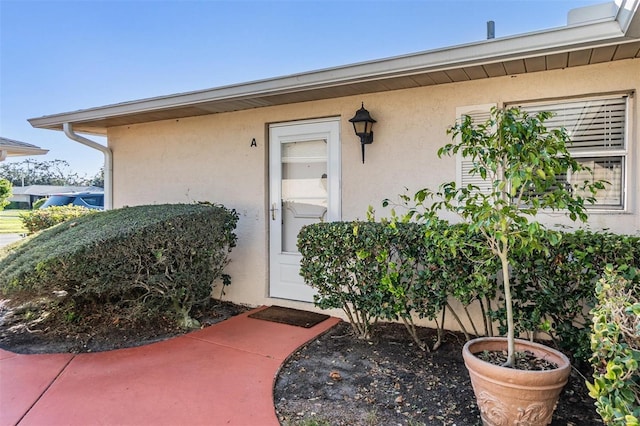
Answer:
[63,123,113,210]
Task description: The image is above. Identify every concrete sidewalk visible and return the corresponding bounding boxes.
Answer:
[0,307,340,426]
[0,233,23,248]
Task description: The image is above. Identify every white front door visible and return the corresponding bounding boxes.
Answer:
[269,118,341,302]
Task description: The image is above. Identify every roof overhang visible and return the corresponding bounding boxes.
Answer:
[29,0,640,136]
[0,137,49,160]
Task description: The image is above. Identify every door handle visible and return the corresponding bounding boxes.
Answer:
[270,202,278,220]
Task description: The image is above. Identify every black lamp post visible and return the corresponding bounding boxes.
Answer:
[349,103,376,163]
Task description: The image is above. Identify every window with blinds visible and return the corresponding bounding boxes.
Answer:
[455,104,496,196]
[516,95,628,209]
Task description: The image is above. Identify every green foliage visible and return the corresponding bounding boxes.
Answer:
[382,214,499,348]
[379,220,445,348]
[373,218,457,350]
[19,205,98,234]
[297,109,629,368]
[0,203,238,329]
[0,159,94,186]
[32,197,47,209]
[88,167,104,188]
[388,185,639,363]
[420,106,602,366]
[384,192,500,340]
[507,230,640,364]
[441,107,602,222]
[298,221,391,339]
[587,265,640,425]
[298,218,492,350]
[0,178,12,210]
[299,209,638,362]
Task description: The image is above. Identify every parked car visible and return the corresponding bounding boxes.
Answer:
[40,192,104,210]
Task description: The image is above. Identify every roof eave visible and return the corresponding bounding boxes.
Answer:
[28,9,638,133]
[3,147,49,157]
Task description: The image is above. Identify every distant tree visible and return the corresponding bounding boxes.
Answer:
[0,159,93,187]
[88,167,104,188]
[0,179,12,210]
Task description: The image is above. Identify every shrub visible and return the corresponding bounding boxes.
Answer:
[587,265,640,425]
[6,201,29,209]
[426,106,601,367]
[386,189,639,362]
[20,205,98,234]
[377,220,443,350]
[298,218,477,349]
[422,227,639,363]
[0,178,11,210]
[0,203,238,329]
[381,218,497,350]
[507,230,640,364]
[298,221,391,339]
[373,219,451,350]
[300,205,639,363]
[32,197,47,209]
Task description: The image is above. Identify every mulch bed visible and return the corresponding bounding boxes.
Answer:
[274,321,602,426]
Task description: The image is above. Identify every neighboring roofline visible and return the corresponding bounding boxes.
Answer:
[11,185,103,196]
[29,1,640,133]
[0,137,49,158]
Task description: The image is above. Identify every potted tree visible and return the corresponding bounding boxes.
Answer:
[431,107,603,425]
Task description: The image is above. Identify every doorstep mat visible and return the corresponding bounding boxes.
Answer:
[248,306,330,328]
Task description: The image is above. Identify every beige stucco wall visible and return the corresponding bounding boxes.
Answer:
[107,58,639,327]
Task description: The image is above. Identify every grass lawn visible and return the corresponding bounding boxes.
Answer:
[0,209,27,234]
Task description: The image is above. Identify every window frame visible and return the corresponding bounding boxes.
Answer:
[507,94,630,211]
[504,92,635,213]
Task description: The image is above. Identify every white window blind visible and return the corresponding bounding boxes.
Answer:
[456,104,495,196]
[521,97,626,152]
[518,95,628,209]
[456,96,629,210]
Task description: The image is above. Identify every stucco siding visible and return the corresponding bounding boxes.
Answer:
[107,58,639,317]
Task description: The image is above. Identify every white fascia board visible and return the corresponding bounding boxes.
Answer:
[3,147,49,156]
[29,11,635,131]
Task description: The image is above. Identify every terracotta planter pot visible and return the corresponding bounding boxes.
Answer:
[462,337,571,426]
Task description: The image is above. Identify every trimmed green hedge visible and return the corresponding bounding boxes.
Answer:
[20,205,99,234]
[298,220,640,362]
[508,230,640,363]
[298,222,389,340]
[298,220,493,349]
[0,203,238,328]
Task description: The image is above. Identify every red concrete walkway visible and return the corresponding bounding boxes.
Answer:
[0,307,340,426]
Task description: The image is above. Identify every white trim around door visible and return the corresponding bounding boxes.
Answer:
[268,118,341,302]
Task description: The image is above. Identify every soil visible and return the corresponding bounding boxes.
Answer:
[0,301,601,425]
[274,322,602,426]
[0,298,250,354]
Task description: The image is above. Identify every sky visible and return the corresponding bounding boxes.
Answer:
[1,0,604,178]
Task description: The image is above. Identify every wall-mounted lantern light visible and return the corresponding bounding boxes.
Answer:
[349,103,376,163]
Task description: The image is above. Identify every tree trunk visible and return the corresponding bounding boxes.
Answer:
[499,251,516,367]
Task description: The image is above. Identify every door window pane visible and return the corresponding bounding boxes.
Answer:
[281,140,327,253]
